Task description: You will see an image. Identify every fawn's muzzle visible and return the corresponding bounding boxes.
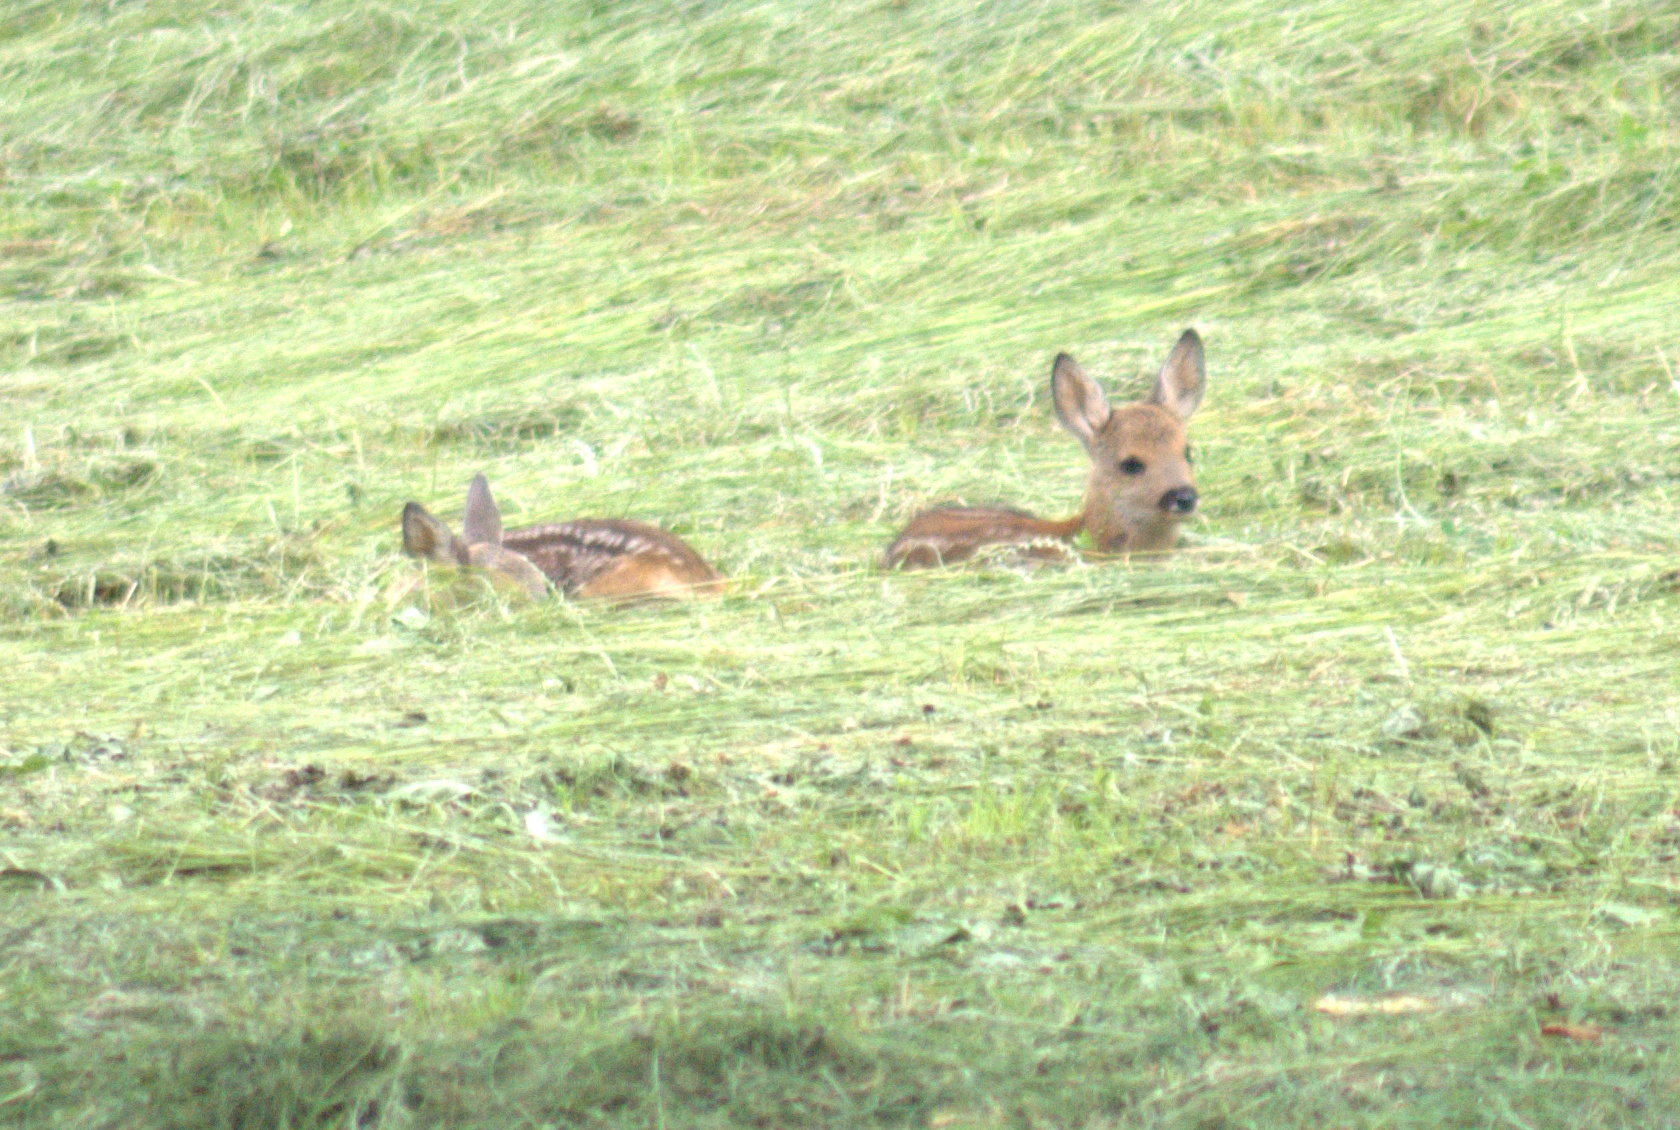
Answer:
[1159,486,1198,515]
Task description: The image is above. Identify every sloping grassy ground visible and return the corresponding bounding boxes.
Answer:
[3,0,1679,1124]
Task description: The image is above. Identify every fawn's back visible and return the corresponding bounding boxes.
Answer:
[402,474,721,600]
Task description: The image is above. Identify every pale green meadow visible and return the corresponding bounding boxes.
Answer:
[3,1,1679,1125]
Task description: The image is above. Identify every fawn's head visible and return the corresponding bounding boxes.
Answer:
[1051,329,1206,554]
[400,474,548,598]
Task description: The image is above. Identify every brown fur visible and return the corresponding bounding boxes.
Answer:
[401,475,720,601]
[885,329,1207,569]
[883,507,1082,569]
[502,518,722,598]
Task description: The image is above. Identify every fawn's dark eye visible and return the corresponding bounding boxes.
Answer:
[1184,445,1194,465]
[1119,456,1146,475]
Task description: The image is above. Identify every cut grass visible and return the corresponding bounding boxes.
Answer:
[3,0,1680,1125]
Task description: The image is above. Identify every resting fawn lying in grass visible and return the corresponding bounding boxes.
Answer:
[401,474,722,599]
[885,329,1206,569]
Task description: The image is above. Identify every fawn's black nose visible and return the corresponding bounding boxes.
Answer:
[1159,486,1198,515]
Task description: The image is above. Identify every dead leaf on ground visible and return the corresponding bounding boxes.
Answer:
[1312,994,1436,1016]
[928,1111,992,1129]
[1540,1022,1603,1041]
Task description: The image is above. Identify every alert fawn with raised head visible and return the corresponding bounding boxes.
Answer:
[885,329,1207,569]
[401,473,722,599]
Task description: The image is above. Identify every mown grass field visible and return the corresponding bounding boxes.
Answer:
[3,0,1679,1125]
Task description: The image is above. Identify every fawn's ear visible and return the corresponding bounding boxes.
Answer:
[1149,329,1206,420]
[461,473,503,546]
[1051,353,1111,450]
[466,543,549,600]
[402,502,461,563]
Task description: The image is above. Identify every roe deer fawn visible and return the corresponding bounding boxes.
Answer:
[885,329,1206,569]
[401,474,722,599]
